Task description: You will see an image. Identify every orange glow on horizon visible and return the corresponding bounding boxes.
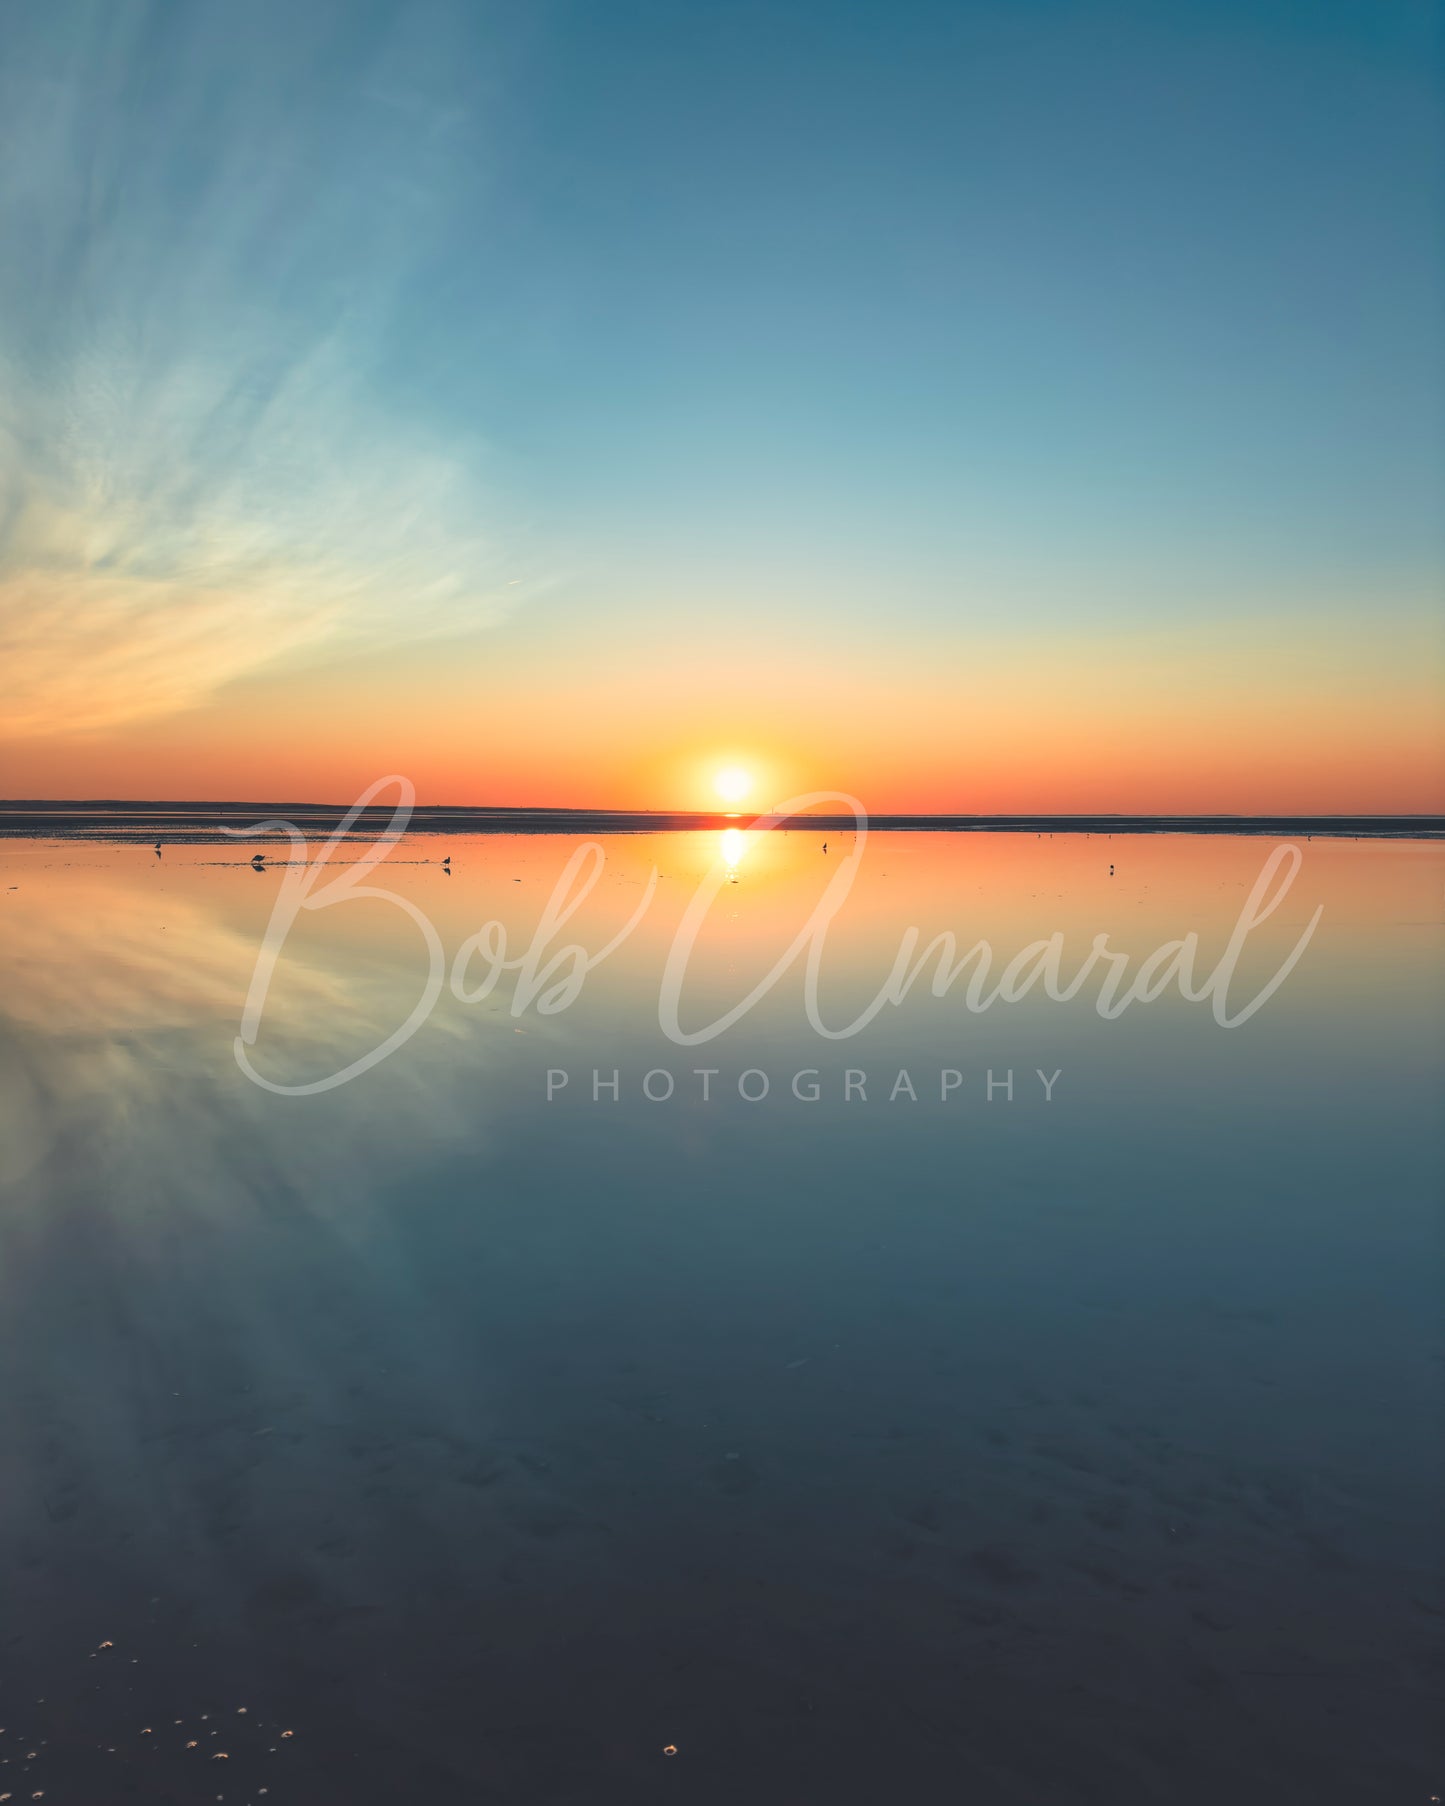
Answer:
[2,611,1442,814]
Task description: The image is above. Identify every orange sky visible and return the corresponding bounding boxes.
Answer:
[3,601,1442,812]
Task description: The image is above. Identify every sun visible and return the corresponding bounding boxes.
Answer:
[714,766,751,804]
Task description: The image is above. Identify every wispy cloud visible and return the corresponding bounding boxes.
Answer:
[0,0,528,737]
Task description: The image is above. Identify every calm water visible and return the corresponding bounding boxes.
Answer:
[0,825,1441,1804]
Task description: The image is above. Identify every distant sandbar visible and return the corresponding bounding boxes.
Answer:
[1,802,1441,841]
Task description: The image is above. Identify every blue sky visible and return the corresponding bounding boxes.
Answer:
[0,0,1440,795]
[420,0,1443,611]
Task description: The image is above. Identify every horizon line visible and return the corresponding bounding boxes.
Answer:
[1,801,1443,841]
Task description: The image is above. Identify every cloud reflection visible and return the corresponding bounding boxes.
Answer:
[0,863,498,1193]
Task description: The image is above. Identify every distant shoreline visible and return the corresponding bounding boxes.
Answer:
[1,803,1442,841]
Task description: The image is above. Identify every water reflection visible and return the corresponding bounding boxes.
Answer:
[720,825,751,873]
[0,830,1440,1802]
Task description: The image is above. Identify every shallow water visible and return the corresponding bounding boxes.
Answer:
[1,825,1441,1803]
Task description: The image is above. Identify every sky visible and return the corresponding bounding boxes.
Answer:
[0,0,1441,811]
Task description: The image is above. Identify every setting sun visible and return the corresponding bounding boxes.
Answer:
[714,766,752,804]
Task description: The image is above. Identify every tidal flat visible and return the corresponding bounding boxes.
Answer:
[0,826,1440,1803]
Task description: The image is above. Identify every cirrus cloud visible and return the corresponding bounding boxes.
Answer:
[0,0,532,739]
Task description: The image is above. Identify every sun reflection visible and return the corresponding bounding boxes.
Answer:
[720,827,750,870]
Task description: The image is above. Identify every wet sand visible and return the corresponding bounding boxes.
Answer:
[0,830,1440,1803]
